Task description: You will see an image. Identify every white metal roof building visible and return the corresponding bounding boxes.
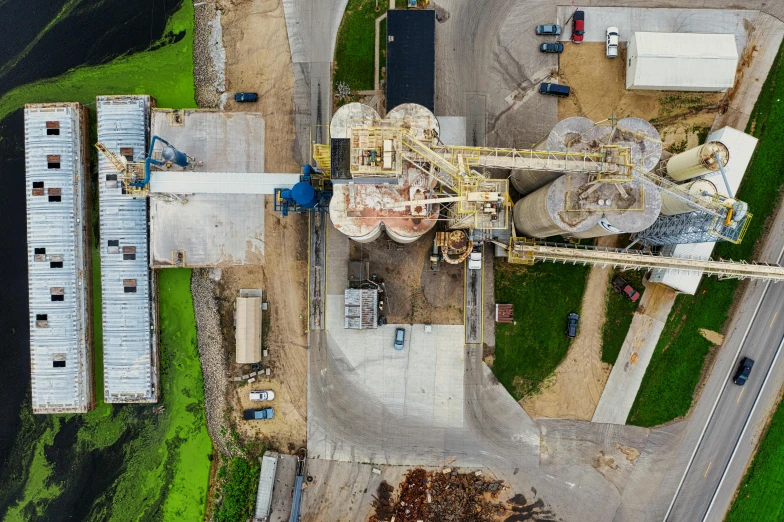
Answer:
[97,96,159,403]
[236,293,262,364]
[626,32,738,91]
[650,127,759,294]
[254,451,279,521]
[24,103,94,414]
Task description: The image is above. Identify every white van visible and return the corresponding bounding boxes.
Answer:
[606,27,619,58]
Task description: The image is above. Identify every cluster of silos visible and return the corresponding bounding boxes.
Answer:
[513,117,664,239]
[659,141,728,215]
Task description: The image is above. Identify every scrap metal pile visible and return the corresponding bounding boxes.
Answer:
[370,468,507,522]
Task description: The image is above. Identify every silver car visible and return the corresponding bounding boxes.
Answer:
[249,390,275,401]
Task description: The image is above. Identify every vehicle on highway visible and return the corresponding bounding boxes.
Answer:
[234,92,258,103]
[733,357,755,386]
[394,327,405,350]
[566,312,579,338]
[606,27,619,57]
[249,390,275,402]
[571,10,585,43]
[612,275,640,302]
[539,42,564,54]
[468,245,482,270]
[535,24,562,36]
[539,82,570,97]
[243,407,274,420]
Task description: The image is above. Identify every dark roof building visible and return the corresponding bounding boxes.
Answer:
[386,9,435,112]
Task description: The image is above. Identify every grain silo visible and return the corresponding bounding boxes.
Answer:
[386,103,440,141]
[659,179,718,216]
[513,173,603,237]
[666,141,729,181]
[330,102,381,138]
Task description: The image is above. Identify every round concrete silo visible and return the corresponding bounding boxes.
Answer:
[513,174,603,238]
[666,141,729,181]
[660,179,718,216]
[571,183,663,238]
[330,102,381,139]
[386,103,440,141]
[614,117,663,172]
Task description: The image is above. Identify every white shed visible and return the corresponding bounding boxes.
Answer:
[626,32,738,91]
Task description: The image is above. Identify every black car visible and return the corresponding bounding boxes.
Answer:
[234,92,258,103]
[566,312,579,338]
[540,42,565,54]
[539,83,571,97]
[733,357,755,386]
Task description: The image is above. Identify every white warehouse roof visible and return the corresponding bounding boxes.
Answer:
[650,127,759,294]
[626,32,738,91]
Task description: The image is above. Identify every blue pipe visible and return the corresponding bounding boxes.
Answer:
[131,135,169,188]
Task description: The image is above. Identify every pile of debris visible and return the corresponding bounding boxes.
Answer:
[370,468,507,522]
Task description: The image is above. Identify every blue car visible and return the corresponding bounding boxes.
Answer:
[235,92,258,103]
[243,407,274,420]
[540,42,564,54]
[394,328,405,350]
[536,24,562,36]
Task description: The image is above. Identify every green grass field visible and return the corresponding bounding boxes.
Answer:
[628,41,784,427]
[334,0,395,92]
[493,260,590,399]
[601,269,645,365]
[726,394,784,521]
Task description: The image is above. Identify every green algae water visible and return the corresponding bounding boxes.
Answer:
[0,1,212,519]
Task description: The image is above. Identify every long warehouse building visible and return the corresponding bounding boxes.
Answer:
[24,103,95,414]
[97,95,159,403]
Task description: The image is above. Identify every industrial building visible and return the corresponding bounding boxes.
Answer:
[625,32,738,91]
[386,9,436,112]
[97,95,159,403]
[147,109,299,267]
[649,127,759,294]
[236,289,263,364]
[24,103,94,414]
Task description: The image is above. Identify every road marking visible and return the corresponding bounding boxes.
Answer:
[704,462,712,478]
[737,388,745,403]
[771,312,778,328]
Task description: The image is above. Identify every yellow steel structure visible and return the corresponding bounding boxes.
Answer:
[95,142,148,198]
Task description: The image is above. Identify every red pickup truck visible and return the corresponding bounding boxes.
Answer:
[612,275,640,302]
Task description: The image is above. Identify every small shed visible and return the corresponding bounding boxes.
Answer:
[626,32,738,92]
[236,289,262,364]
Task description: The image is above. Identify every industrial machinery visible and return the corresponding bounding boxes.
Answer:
[96,135,199,198]
[274,165,332,216]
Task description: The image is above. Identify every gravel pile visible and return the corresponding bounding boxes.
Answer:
[193,1,223,108]
[191,269,230,456]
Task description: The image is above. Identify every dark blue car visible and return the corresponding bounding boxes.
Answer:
[235,92,258,103]
[540,42,564,54]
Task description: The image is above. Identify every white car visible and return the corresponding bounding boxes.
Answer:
[468,245,482,270]
[249,390,275,402]
[606,27,619,58]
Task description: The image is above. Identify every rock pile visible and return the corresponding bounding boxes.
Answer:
[193,1,224,107]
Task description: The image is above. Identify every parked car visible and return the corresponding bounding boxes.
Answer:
[536,24,562,36]
[539,42,565,54]
[394,327,405,350]
[612,275,640,302]
[243,407,274,420]
[539,82,571,97]
[468,244,482,270]
[606,27,619,58]
[733,357,755,386]
[234,92,258,103]
[571,10,585,43]
[566,312,579,338]
[249,390,275,402]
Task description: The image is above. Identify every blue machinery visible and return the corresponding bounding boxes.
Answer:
[274,164,332,216]
[131,135,195,188]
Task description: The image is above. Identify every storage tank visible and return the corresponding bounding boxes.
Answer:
[659,179,718,216]
[513,174,602,237]
[666,141,729,181]
[161,144,190,167]
[614,117,663,172]
[330,102,381,139]
[571,183,663,238]
[386,103,440,141]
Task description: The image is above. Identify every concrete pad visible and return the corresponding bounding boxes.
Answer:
[592,283,677,424]
[149,194,265,267]
[269,454,297,521]
[326,295,465,428]
[556,7,756,56]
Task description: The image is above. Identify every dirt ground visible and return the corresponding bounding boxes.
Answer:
[212,0,307,451]
[521,257,613,421]
[349,229,465,325]
[558,43,723,151]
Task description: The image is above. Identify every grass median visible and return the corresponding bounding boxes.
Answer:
[628,41,784,427]
[334,0,395,92]
[601,269,645,365]
[493,260,590,399]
